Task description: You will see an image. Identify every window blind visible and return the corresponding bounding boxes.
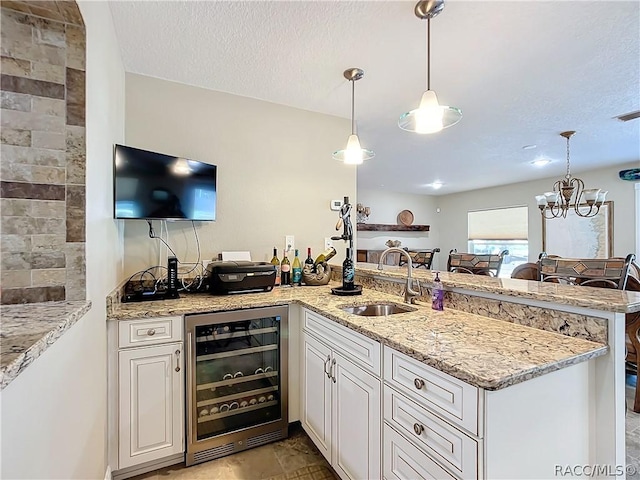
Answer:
[468,206,528,240]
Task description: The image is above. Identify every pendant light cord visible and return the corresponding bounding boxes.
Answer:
[426,17,431,90]
[351,78,356,135]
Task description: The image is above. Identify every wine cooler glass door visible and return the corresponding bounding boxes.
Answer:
[191,309,285,441]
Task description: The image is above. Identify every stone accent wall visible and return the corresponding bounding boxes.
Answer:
[0,1,85,304]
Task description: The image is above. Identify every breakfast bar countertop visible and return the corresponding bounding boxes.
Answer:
[0,301,92,390]
[106,283,607,391]
[353,262,640,314]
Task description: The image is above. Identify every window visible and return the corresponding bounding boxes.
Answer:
[468,206,529,278]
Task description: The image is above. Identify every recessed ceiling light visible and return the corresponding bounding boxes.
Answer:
[531,158,551,167]
[430,181,443,190]
[522,144,537,150]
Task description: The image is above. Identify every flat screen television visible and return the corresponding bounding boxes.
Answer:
[114,144,217,221]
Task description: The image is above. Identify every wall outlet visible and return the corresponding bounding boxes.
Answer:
[285,235,295,254]
[330,199,343,211]
[324,237,334,250]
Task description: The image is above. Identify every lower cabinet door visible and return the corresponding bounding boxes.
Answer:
[332,352,381,480]
[384,425,457,480]
[301,333,332,460]
[119,342,184,469]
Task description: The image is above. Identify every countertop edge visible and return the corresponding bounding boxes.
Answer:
[0,301,92,391]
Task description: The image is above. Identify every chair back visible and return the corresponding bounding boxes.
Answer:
[537,253,635,290]
[447,249,509,277]
[510,262,539,280]
[399,248,441,269]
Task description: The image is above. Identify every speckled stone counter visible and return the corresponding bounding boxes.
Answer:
[106,284,606,391]
[0,301,92,390]
[351,263,640,314]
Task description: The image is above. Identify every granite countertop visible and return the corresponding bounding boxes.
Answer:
[353,263,640,314]
[0,301,92,390]
[107,284,606,391]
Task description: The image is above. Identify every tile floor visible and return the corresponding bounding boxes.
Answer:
[133,383,640,480]
[131,423,337,480]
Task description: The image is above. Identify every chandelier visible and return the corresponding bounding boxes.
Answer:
[398,0,462,134]
[535,131,607,219]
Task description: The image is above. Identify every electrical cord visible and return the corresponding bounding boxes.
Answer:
[147,220,178,257]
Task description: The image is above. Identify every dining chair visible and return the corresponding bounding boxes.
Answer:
[399,248,441,269]
[447,249,509,277]
[537,253,635,290]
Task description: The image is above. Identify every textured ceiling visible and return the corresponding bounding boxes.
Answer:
[109,1,640,195]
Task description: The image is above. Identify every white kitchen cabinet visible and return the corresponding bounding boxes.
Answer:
[301,310,381,480]
[108,316,184,479]
[118,342,184,469]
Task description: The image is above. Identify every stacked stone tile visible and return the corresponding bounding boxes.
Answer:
[0,1,86,304]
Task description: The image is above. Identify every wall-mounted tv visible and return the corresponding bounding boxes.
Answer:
[114,144,217,221]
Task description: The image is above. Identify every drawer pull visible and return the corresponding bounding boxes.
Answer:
[414,378,425,389]
[147,328,156,336]
[413,423,424,435]
[175,349,181,372]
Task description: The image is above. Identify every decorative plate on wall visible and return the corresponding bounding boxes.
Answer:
[397,210,414,226]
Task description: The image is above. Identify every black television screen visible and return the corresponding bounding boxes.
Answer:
[114,144,217,221]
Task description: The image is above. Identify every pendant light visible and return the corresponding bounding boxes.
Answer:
[535,131,607,219]
[333,68,374,165]
[399,0,462,134]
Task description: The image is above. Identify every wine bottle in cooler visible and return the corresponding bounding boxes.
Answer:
[280,251,291,285]
[270,247,281,286]
[292,249,302,286]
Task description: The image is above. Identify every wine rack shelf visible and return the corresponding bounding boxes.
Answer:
[356,223,430,232]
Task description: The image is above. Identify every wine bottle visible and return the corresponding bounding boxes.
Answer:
[280,251,291,285]
[270,247,281,286]
[343,247,355,290]
[305,248,314,268]
[292,249,302,286]
[314,246,337,266]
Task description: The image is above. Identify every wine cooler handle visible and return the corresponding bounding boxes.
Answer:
[323,355,331,379]
[186,332,193,447]
[175,349,181,372]
[331,358,337,383]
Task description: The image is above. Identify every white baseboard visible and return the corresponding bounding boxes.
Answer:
[104,465,112,480]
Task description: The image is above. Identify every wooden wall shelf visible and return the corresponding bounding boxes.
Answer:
[357,223,430,232]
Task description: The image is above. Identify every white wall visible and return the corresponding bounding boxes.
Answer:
[356,188,440,252]
[435,162,638,270]
[122,74,355,278]
[0,3,125,478]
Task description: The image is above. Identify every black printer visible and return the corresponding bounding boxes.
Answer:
[206,261,276,294]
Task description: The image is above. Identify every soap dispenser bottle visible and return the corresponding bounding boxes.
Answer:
[432,272,444,311]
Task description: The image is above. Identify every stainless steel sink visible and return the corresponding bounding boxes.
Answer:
[340,303,415,316]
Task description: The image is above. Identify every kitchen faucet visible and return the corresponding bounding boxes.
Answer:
[378,247,421,304]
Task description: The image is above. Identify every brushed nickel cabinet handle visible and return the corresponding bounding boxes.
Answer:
[175,349,181,372]
[414,378,425,389]
[331,359,337,383]
[323,355,331,379]
[147,328,156,336]
[413,423,424,435]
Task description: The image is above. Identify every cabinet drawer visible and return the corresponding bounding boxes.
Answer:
[384,424,458,480]
[384,347,478,435]
[118,316,183,348]
[384,386,478,479]
[304,309,381,376]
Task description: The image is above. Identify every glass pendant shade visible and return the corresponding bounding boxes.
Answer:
[333,134,374,165]
[399,90,462,133]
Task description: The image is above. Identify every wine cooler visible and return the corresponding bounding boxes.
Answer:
[185,306,288,466]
